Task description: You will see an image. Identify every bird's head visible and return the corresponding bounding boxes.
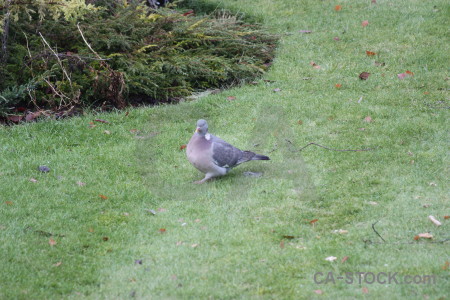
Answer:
[195,119,208,136]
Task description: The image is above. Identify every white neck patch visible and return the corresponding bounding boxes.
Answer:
[205,133,211,140]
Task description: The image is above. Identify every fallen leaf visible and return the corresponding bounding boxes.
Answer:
[428,215,442,226]
[443,261,449,270]
[5,201,13,205]
[362,287,369,294]
[226,96,236,101]
[280,240,285,249]
[102,236,109,241]
[359,72,371,80]
[309,219,319,225]
[314,290,323,295]
[325,256,337,262]
[49,238,57,246]
[99,194,108,200]
[366,50,376,56]
[364,116,373,122]
[444,216,449,220]
[282,235,295,239]
[335,83,342,88]
[361,20,369,27]
[88,228,94,233]
[341,256,349,263]
[104,130,111,135]
[179,144,187,150]
[30,178,38,183]
[76,181,86,186]
[417,233,433,239]
[157,208,167,212]
[125,111,129,116]
[405,70,414,75]
[145,209,156,215]
[159,228,166,234]
[334,5,342,11]
[182,10,194,16]
[25,111,42,122]
[53,261,62,267]
[94,119,109,123]
[309,61,320,69]
[6,115,24,123]
[297,120,303,125]
[371,0,377,3]
[38,166,50,173]
[333,37,340,41]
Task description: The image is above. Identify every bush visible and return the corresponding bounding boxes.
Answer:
[0,2,278,120]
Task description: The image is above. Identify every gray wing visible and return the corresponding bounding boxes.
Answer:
[211,135,243,169]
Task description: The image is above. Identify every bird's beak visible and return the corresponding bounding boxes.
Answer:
[195,128,200,133]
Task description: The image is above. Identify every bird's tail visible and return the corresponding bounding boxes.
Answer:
[239,151,270,164]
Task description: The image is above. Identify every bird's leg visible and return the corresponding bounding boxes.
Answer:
[194,173,215,184]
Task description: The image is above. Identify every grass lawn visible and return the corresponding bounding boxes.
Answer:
[1,0,449,299]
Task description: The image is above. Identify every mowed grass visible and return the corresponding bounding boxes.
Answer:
[1,0,449,299]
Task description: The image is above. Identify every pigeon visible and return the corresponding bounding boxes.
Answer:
[186,119,270,183]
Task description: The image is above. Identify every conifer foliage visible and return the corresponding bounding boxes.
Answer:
[0,1,277,121]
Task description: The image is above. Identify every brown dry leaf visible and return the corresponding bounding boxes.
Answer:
[297,120,303,125]
[314,290,323,295]
[159,228,166,234]
[53,261,62,267]
[366,50,376,56]
[7,115,24,123]
[99,194,108,200]
[310,61,321,69]
[25,111,42,122]
[442,261,449,270]
[364,116,373,123]
[361,20,369,27]
[283,235,295,239]
[413,235,420,241]
[444,216,450,220]
[280,240,285,249]
[226,96,236,101]
[94,119,109,123]
[88,228,94,233]
[334,5,342,11]
[49,238,57,246]
[341,256,349,263]
[102,236,109,241]
[417,233,433,239]
[335,83,342,88]
[180,144,187,150]
[5,201,13,205]
[362,287,369,294]
[359,72,371,80]
[309,219,319,225]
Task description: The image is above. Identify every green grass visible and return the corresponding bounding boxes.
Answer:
[1,0,449,299]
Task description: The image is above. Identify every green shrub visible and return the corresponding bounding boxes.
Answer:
[0,2,278,118]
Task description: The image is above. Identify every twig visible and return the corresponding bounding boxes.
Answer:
[371,220,385,242]
[38,32,72,87]
[364,238,450,245]
[77,23,104,61]
[286,140,375,152]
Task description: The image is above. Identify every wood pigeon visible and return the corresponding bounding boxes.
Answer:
[186,119,270,183]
